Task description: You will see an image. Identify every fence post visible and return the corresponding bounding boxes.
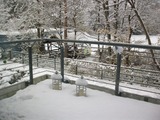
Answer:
[75,64,78,75]
[60,46,64,82]
[101,69,103,79]
[28,47,33,84]
[22,52,24,64]
[54,57,56,70]
[115,53,122,96]
[36,54,39,67]
[8,50,12,60]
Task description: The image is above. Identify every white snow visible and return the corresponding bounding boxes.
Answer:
[0,33,160,119]
[112,46,124,54]
[0,79,160,120]
[131,35,158,45]
[0,62,51,89]
[51,71,62,81]
[75,76,88,86]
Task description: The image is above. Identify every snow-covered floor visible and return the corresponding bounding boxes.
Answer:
[0,33,160,120]
[0,61,160,99]
[0,79,160,120]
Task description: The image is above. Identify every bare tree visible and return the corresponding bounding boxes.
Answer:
[113,0,119,39]
[126,0,160,70]
[63,0,68,57]
[0,0,11,31]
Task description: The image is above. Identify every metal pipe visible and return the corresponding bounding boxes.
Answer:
[1,38,160,50]
[60,46,64,82]
[115,53,122,96]
[28,47,33,84]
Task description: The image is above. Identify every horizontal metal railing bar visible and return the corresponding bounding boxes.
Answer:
[2,48,158,55]
[0,38,160,50]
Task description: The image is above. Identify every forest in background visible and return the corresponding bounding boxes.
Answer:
[0,0,160,70]
[0,0,160,38]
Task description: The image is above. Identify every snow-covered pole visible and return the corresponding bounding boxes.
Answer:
[60,45,64,82]
[8,50,12,60]
[28,47,33,84]
[54,56,56,70]
[113,46,123,96]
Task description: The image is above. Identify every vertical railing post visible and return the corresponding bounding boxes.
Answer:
[75,64,78,75]
[60,46,64,82]
[22,52,24,64]
[36,54,39,67]
[8,50,12,60]
[100,66,103,79]
[115,53,122,96]
[28,47,33,84]
[54,56,56,70]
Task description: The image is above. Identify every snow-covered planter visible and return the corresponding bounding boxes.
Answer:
[51,71,62,90]
[75,76,88,96]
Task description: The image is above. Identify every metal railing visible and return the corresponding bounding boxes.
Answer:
[0,38,160,96]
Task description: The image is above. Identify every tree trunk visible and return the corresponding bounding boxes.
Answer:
[127,0,160,70]
[36,0,45,54]
[125,15,133,66]
[96,1,102,62]
[113,0,119,39]
[102,0,112,57]
[59,1,62,39]
[64,0,68,57]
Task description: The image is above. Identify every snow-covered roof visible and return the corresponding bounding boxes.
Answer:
[76,76,88,86]
[51,71,62,81]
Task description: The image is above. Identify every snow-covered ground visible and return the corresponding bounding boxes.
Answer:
[131,35,159,45]
[0,61,51,89]
[0,61,160,120]
[0,31,160,119]
[0,79,160,120]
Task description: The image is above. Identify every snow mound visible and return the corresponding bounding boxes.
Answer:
[76,76,88,86]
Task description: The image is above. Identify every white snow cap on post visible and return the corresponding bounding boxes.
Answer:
[51,71,62,81]
[113,46,123,54]
[76,76,88,86]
